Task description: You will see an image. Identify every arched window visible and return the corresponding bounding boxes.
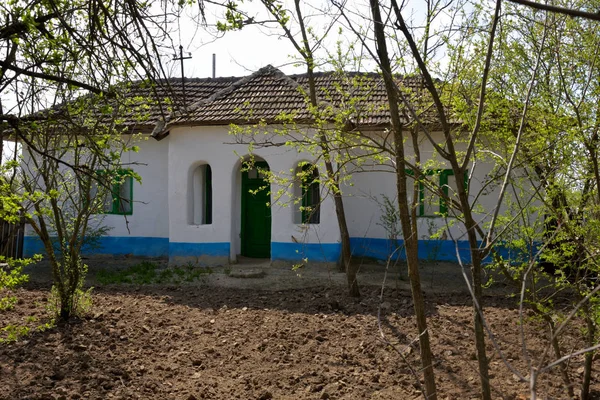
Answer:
[191,164,212,225]
[297,163,320,224]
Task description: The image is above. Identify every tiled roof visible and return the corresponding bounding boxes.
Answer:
[182,65,309,126]
[7,77,237,135]
[156,65,443,136]
[7,66,446,138]
[116,77,237,133]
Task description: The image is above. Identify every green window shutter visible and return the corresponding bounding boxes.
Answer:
[112,169,133,215]
[95,169,134,215]
[440,169,468,216]
[301,164,320,224]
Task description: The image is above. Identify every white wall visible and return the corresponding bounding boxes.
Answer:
[21,133,170,249]
[101,135,170,238]
[22,123,531,262]
[167,125,340,262]
[343,130,502,242]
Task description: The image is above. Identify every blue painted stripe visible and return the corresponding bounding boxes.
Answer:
[350,237,473,262]
[23,236,169,258]
[168,242,230,257]
[350,237,521,263]
[23,235,519,264]
[350,237,404,260]
[22,237,46,257]
[271,242,340,263]
[272,239,479,264]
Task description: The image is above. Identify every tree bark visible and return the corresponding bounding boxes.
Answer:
[455,167,492,400]
[328,168,358,296]
[545,317,574,398]
[581,302,595,400]
[369,0,437,397]
[292,0,358,297]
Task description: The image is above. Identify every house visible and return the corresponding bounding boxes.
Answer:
[22,65,505,265]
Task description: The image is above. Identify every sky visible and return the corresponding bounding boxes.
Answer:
[158,2,307,79]
[169,9,302,78]
[158,0,373,79]
[169,24,302,79]
[158,0,458,80]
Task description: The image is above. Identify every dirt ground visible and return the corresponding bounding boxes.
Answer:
[1,258,598,399]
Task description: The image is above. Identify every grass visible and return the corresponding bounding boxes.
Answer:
[96,261,213,285]
[0,295,18,311]
[0,324,30,343]
[0,319,54,344]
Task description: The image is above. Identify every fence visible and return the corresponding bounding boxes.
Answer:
[0,218,25,259]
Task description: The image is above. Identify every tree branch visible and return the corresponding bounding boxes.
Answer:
[507,0,600,21]
[0,12,59,40]
[0,60,103,94]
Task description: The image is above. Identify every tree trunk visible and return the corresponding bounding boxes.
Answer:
[470,252,492,400]
[324,158,358,296]
[455,167,492,400]
[401,180,437,400]
[60,305,71,321]
[370,0,437,397]
[261,0,359,297]
[581,302,595,400]
[546,318,574,398]
[295,2,358,296]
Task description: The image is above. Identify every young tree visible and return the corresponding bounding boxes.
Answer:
[338,0,523,397]
[219,0,363,296]
[367,2,440,397]
[16,94,142,319]
[367,0,600,397]
[0,0,207,319]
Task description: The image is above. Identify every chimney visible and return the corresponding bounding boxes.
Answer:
[212,54,216,78]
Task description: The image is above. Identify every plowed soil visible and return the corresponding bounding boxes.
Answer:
[1,262,597,399]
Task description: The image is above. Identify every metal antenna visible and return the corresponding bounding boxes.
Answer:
[173,45,192,105]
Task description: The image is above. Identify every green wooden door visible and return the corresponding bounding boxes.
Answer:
[241,161,271,258]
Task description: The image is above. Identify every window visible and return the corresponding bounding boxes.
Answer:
[418,169,466,217]
[94,169,134,215]
[300,163,320,224]
[191,164,212,225]
[420,172,439,217]
[440,169,462,215]
[205,165,212,224]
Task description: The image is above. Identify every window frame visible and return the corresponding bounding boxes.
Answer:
[417,169,467,217]
[300,163,320,224]
[96,169,134,216]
